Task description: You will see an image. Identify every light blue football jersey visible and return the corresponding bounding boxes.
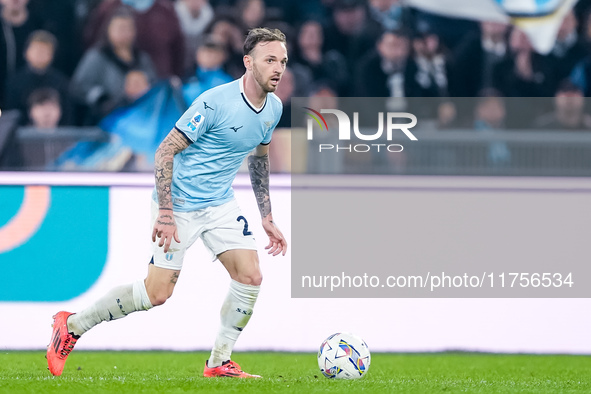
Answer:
[152,76,283,212]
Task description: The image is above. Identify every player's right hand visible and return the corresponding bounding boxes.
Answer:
[152,210,180,253]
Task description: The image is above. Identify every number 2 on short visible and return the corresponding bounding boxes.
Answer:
[237,216,252,236]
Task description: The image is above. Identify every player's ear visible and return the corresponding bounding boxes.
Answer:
[243,54,253,71]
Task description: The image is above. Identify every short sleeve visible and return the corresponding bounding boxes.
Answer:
[175,96,211,143]
[261,105,283,145]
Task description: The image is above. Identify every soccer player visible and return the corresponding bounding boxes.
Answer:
[47,28,288,378]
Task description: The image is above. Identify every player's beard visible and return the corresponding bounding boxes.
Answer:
[252,63,277,93]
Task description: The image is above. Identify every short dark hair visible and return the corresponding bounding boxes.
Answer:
[200,34,228,52]
[243,27,286,56]
[380,28,410,41]
[26,30,57,51]
[27,87,60,109]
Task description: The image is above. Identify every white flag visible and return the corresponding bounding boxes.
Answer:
[406,0,579,54]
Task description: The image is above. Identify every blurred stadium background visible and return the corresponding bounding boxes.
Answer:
[1,0,591,358]
[2,0,591,174]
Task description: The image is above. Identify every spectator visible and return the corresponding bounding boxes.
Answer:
[535,80,591,130]
[493,28,556,97]
[355,30,414,98]
[71,9,157,123]
[27,87,62,129]
[5,30,70,125]
[549,10,586,85]
[103,69,156,171]
[305,84,344,174]
[368,0,406,31]
[0,0,44,107]
[124,69,151,102]
[28,0,78,76]
[474,90,505,128]
[236,0,265,30]
[21,87,71,169]
[182,35,233,105]
[73,0,104,52]
[207,16,245,78]
[412,9,479,52]
[209,15,244,52]
[323,0,382,94]
[437,100,458,129]
[291,19,348,95]
[104,69,152,114]
[453,21,509,97]
[409,25,452,97]
[84,0,185,78]
[473,90,511,166]
[174,0,214,74]
[406,24,457,119]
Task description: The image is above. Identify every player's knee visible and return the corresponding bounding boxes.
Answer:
[146,288,173,306]
[250,272,263,286]
[236,271,262,286]
[149,293,170,306]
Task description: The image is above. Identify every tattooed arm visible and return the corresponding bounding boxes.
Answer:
[248,144,287,256]
[151,128,191,253]
[248,145,272,219]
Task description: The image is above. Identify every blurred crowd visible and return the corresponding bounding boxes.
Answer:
[2,0,591,132]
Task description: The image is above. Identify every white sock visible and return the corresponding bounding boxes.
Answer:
[67,279,153,336]
[208,280,260,367]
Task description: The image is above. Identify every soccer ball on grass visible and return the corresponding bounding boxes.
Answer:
[317,332,370,379]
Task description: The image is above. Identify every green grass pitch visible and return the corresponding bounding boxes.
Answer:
[1,351,590,393]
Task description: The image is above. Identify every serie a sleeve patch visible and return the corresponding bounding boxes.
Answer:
[187,110,205,131]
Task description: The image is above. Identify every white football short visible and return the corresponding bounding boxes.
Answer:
[150,198,257,270]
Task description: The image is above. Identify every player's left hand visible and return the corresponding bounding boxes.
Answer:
[262,216,287,256]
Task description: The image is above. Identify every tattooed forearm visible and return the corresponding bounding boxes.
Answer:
[154,129,191,209]
[248,153,271,218]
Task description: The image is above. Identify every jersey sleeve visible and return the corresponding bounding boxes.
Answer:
[175,96,212,143]
[261,105,283,145]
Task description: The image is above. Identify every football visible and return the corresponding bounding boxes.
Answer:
[317,332,371,379]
